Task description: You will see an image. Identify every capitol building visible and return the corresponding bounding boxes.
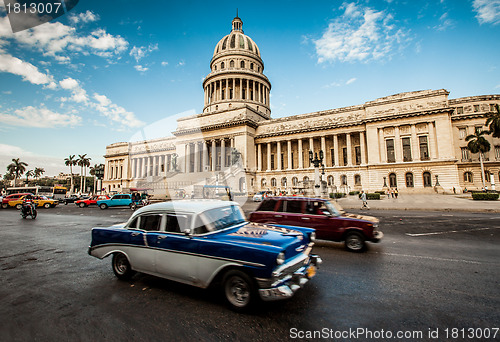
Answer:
[103,16,500,198]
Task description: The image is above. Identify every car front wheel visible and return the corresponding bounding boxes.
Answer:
[15,204,22,210]
[345,232,366,252]
[112,253,135,280]
[1,203,8,209]
[43,203,51,209]
[79,202,86,208]
[99,203,108,210]
[223,270,256,311]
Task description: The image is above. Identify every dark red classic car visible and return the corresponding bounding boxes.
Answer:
[249,197,383,252]
[75,195,110,208]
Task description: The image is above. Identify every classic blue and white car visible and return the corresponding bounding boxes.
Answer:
[96,194,134,210]
[88,200,321,310]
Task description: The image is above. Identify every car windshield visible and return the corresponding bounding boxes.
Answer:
[203,205,246,231]
[326,200,344,216]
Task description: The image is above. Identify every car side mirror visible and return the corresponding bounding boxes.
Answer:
[184,229,192,237]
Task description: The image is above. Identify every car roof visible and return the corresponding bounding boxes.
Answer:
[132,200,239,216]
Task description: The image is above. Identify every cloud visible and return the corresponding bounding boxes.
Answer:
[92,93,144,128]
[177,60,185,67]
[129,43,158,62]
[313,2,410,63]
[59,77,88,103]
[0,106,82,128]
[161,61,168,66]
[134,65,149,72]
[0,52,56,87]
[69,10,100,25]
[434,12,455,31]
[346,77,357,85]
[473,0,500,25]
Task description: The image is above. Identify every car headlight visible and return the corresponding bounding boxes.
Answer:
[276,252,285,265]
[310,232,316,242]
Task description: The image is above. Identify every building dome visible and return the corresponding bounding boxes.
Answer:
[203,16,271,116]
[212,17,261,59]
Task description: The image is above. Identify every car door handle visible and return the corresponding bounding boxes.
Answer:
[301,217,310,220]
[131,232,141,236]
[274,215,283,218]
[157,235,167,240]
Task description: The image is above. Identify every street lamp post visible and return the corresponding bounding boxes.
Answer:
[309,150,324,197]
[94,164,105,195]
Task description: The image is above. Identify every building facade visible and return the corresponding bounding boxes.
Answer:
[104,16,500,197]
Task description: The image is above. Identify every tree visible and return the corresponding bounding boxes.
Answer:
[25,170,34,184]
[466,128,491,189]
[485,103,500,138]
[34,167,45,181]
[77,154,91,194]
[6,158,28,186]
[64,155,77,195]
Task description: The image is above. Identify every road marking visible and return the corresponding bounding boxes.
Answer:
[406,227,500,237]
[374,252,483,264]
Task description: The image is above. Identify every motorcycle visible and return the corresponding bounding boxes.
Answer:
[20,201,37,219]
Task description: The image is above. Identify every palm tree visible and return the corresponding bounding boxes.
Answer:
[485,104,500,138]
[25,170,34,184]
[6,158,28,186]
[466,128,491,189]
[34,167,45,181]
[64,155,77,195]
[77,154,91,194]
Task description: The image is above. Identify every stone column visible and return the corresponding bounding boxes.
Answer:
[153,155,157,176]
[266,142,271,171]
[411,124,420,161]
[221,139,226,168]
[346,133,352,166]
[141,157,146,178]
[394,126,402,163]
[211,140,216,171]
[298,139,303,169]
[429,122,438,159]
[321,136,326,163]
[257,144,262,171]
[309,137,314,168]
[277,141,282,171]
[379,128,386,163]
[202,141,208,172]
[360,131,367,165]
[239,78,243,99]
[194,142,200,173]
[252,80,255,101]
[287,140,292,170]
[333,134,339,167]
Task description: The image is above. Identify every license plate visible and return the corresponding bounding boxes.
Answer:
[306,265,316,278]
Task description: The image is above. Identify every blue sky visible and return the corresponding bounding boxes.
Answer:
[0,0,499,176]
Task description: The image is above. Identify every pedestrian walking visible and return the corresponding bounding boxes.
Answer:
[391,189,395,198]
[360,190,369,209]
[394,188,399,199]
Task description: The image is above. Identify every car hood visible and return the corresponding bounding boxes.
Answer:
[340,212,379,224]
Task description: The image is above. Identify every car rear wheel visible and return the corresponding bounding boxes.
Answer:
[99,203,108,210]
[112,253,135,280]
[223,270,256,311]
[129,203,135,210]
[345,232,366,252]
[79,202,86,208]
[15,204,22,210]
[1,203,8,209]
[43,203,51,209]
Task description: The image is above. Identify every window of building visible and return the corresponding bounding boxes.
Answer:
[402,137,412,162]
[230,35,235,48]
[250,63,254,70]
[456,107,463,114]
[389,173,397,188]
[464,172,473,183]
[386,139,395,163]
[230,60,234,68]
[327,175,334,186]
[461,147,471,161]
[221,62,225,69]
[490,104,496,111]
[423,172,432,187]
[483,171,491,183]
[303,176,310,186]
[270,154,275,170]
[475,125,483,133]
[494,145,500,160]
[341,175,347,185]
[459,127,466,139]
[354,174,361,185]
[222,37,228,49]
[419,136,430,160]
[271,178,277,187]
[240,61,244,68]
[281,154,285,170]
[330,148,335,166]
[355,146,361,165]
[342,147,348,166]
[214,65,217,71]
[405,172,414,187]
[261,178,266,187]
[292,177,298,186]
[473,104,480,112]
[291,153,294,169]
[281,177,287,187]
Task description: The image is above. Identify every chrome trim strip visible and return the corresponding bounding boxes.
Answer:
[89,243,266,268]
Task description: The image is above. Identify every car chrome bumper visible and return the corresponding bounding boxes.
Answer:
[371,230,384,242]
[258,255,322,301]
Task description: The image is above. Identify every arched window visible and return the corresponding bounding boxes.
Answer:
[221,62,225,69]
[354,174,361,185]
[250,63,254,70]
[464,172,473,183]
[281,177,287,187]
[261,178,267,187]
[341,175,347,185]
[240,61,244,68]
[292,177,298,186]
[303,176,309,185]
[230,60,234,68]
[239,177,246,192]
[327,175,334,186]
[230,35,236,48]
[405,172,414,187]
[389,173,397,188]
[484,171,491,182]
[222,37,228,49]
[214,65,217,71]
[423,172,432,187]
[271,178,277,187]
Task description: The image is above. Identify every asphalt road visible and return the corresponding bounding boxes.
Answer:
[0,203,499,342]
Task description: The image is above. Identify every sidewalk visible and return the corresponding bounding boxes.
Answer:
[336,193,500,213]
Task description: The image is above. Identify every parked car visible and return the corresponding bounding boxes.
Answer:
[60,195,81,205]
[249,197,383,252]
[88,200,321,311]
[252,191,267,202]
[75,195,110,208]
[10,195,59,209]
[96,194,134,209]
[1,193,34,209]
